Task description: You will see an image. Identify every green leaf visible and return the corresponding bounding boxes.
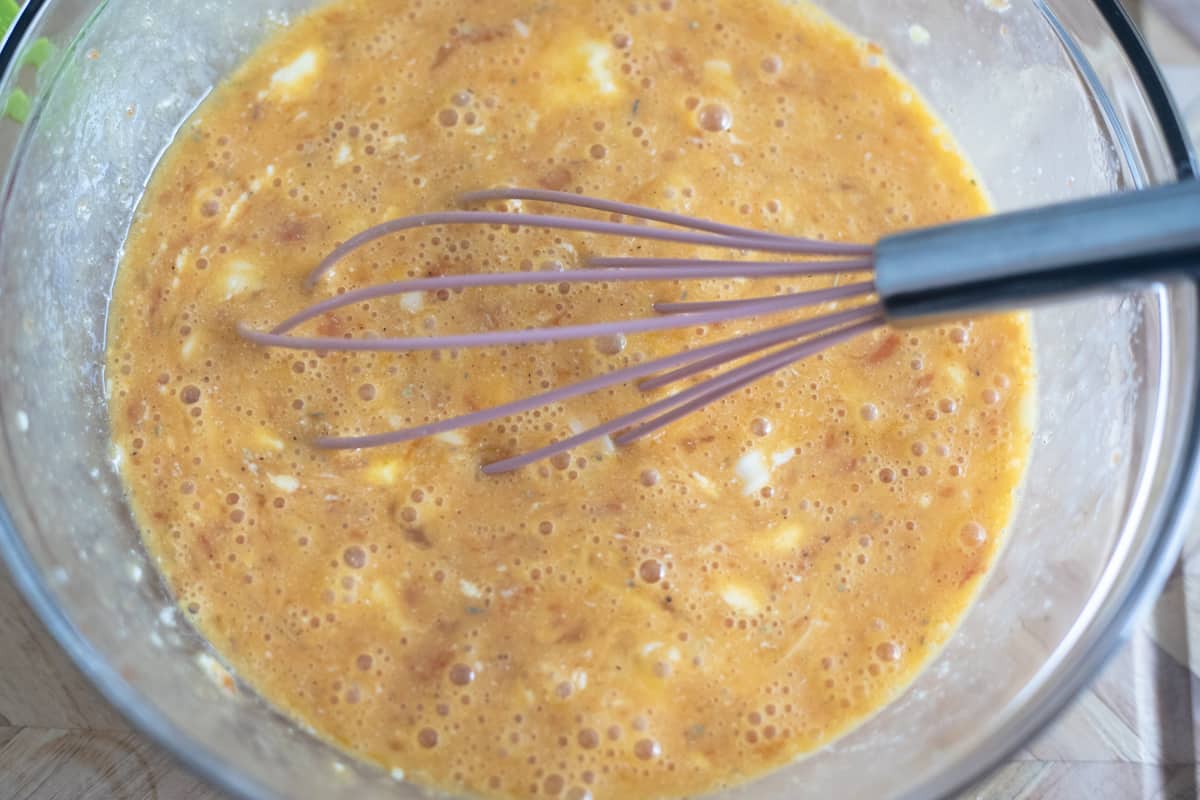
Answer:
[0,0,20,37]
[24,37,54,68]
[5,88,30,123]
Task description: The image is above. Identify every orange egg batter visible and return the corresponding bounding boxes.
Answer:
[106,1,1034,797]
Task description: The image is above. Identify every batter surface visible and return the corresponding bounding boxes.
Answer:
[107,1,1033,797]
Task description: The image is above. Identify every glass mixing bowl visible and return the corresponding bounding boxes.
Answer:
[0,1,1196,798]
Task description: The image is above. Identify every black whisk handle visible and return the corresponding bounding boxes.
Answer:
[875,179,1200,322]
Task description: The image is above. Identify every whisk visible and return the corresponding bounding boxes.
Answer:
[237,182,1200,473]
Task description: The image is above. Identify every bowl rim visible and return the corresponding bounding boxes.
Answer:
[0,1,1195,799]
[905,2,1198,797]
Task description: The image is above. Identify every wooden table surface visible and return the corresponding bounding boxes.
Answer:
[2,5,1199,800]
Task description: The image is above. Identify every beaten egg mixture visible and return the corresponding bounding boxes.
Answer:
[107,0,1033,797]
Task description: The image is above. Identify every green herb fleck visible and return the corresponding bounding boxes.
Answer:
[23,37,54,69]
[631,98,640,116]
[466,606,485,615]
[4,89,30,123]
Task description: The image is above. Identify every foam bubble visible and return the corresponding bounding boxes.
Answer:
[634,738,661,759]
[698,103,732,132]
[343,547,367,569]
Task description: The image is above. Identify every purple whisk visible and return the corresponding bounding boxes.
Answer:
[238,189,881,472]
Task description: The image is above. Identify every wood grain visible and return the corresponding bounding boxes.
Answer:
[0,575,127,732]
[0,728,214,800]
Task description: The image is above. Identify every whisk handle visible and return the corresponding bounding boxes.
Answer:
[875,179,1200,322]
